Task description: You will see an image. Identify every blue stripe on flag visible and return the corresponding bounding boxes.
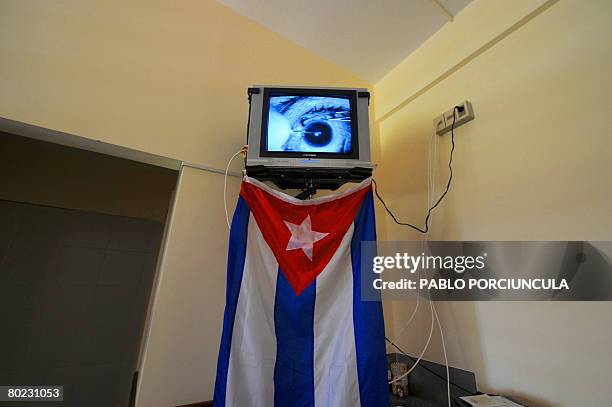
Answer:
[273,268,316,407]
[213,197,250,407]
[351,191,390,407]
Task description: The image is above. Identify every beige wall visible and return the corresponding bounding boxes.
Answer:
[137,166,241,406]
[374,0,612,406]
[0,1,372,405]
[0,0,368,169]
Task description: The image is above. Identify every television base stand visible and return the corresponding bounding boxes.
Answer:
[245,166,373,194]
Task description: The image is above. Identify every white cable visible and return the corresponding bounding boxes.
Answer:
[388,127,451,406]
[433,302,451,406]
[386,293,419,352]
[224,149,244,230]
[429,126,451,406]
[429,127,451,406]
[389,133,436,383]
[387,128,437,352]
[389,299,434,384]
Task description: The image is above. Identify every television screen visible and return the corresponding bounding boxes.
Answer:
[266,95,353,154]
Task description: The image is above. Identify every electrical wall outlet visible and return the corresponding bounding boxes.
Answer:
[433,114,446,135]
[435,100,475,136]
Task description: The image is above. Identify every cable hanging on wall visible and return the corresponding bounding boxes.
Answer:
[372,105,462,234]
[380,106,465,407]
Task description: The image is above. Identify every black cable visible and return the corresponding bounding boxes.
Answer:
[372,106,461,234]
[245,92,253,146]
[385,336,476,396]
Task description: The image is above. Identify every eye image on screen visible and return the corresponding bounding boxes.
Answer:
[266,95,352,153]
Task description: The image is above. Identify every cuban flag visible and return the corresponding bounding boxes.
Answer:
[214,177,388,407]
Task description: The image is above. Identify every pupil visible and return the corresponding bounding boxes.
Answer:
[304,121,332,146]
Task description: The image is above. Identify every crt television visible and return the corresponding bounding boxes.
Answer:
[245,86,372,188]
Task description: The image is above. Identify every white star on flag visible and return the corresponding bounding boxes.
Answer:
[284,215,329,261]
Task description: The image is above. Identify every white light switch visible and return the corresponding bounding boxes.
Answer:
[435,101,474,136]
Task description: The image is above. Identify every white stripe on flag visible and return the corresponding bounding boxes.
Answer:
[314,224,361,407]
[226,214,278,407]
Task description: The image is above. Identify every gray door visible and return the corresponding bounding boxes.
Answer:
[0,200,164,407]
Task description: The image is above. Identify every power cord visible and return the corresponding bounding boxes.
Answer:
[433,302,451,405]
[388,300,435,385]
[372,105,462,234]
[224,146,247,229]
[380,107,464,405]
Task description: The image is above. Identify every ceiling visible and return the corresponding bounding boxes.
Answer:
[216,0,472,83]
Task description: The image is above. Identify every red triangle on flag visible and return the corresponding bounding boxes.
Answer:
[240,178,371,296]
